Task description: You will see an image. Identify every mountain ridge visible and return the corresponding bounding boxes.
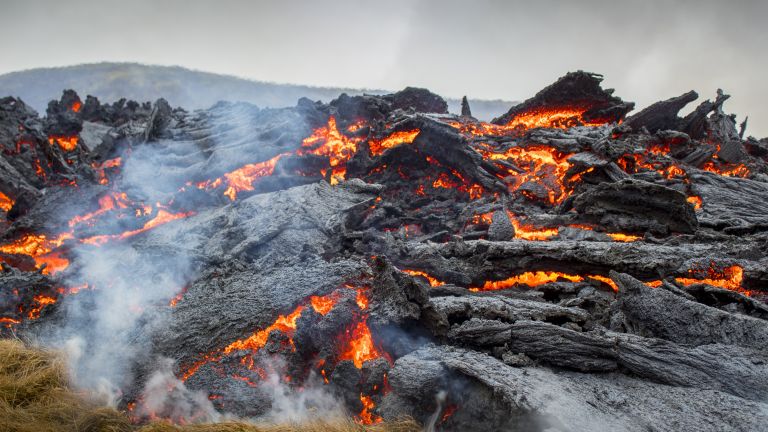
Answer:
[0,62,514,120]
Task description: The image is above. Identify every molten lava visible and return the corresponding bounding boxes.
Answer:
[473,271,618,292]
[432,173,459,189]
[338,319,388,369]
[702,161,750,178]
[0,191,14,212]
[92,157,122,185]
[81,208,195,245]
[477,145,575,204]
[439,404,458,425]
[587,275,618,292]
[299,117,363,185]
[607,233,642,242]
[448,106,610,138]
[68,192,131,227]
[0,232,72,275]
[675,264,748,295]
[508,214,559,240]
[0,317,20,328]
[504,107,608,130]
[223,306,304,354]
[473,271,584,291]
[71,101,82,112]
[470,212,494,225]
[48,136,78,152]
[358,394,382,425]
[687,195,703,210]
[369,130,420,156]
[402,269,445,287]
[198,153,286,201]
[310,292,341,316]
[27,295,56,319]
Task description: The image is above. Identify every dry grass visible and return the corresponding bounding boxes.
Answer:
[0,339,421,432]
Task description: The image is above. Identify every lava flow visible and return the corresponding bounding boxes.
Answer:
[298,117,363,185]
[0,232,72,275]
[476,144,576,204]
[508,214,559,241]
[675,264,748,295]
[369,129,420,156]
[503,107,608,130]
[402,269,445,287]
[48,135,78,152]
[338,319,389,368]
[449,106,610,138]
[81,207,195,245]
[0,191,14,212]
[472,271,618,292]
[197,153,287,200]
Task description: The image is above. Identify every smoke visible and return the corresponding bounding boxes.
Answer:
[138,358,222,422]
[256,356,347,424]
[423,390,447,432]
[39,131,207,407]
[51,232,199,403]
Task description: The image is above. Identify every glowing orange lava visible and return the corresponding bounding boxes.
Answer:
[508,213,559,241]
[675,264,748,295]
[0,191,14,212]
[432,173,458,189]
[369,130,420,156]
[27,295,56,319]
[702,162,750,178]
[310,292,341,316]
[587,275,618,292]
[48,136,78,152]
[687,195,703,210]
[448,107,608,138]
[504,107,607,130]
[81,208,195,245]
[197,153,286,201]
[338,320,387,369]
[92,157,122,185]
[299,117,363,185]
[472,271,584,291]
[71,101,82,112]
[402,269,445,287]
[68,192,131,227]
[607,233,642,242]
[223,306,304,354]
[470,212,494,225]
[478,146,575,204]
[0,232,73,274]
[357,394,382,425]
[0,317,21,328]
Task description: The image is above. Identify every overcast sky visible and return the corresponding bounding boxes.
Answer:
[1,0,766,136]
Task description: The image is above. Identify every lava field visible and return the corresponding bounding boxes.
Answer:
[1,71,767,431]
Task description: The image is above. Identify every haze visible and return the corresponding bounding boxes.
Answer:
[1,0,766,136]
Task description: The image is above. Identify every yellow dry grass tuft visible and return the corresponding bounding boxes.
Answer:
[0,338,421,432]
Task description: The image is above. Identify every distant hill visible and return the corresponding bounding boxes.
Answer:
[0,62,514,121]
